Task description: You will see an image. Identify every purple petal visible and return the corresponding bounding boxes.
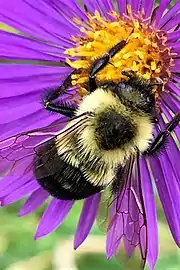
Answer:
[166,81,180,96]
[1,179,40,206]
[35,198,74,239]
[140,158,158,270]
[82,0,115,15]
[157,112,180,181]
[0,0,78,43]
[159,1,180,29]
[0,173,33,198]
[0,31,68,62]
[43,0,84,32]
[127,0,140,14]
[74,193,100,249]
[1,110,57,141]
[57,0,88,21]
[162,13,180,31]
[171,43,180,54]
[80,0,102,15]
[152,0,172,27]
[99,0,114,12]
[167,30,180,42]
[19,188,49,217]
[149,156,180,246]
[117,0,127,16]
[0,63,73,140]
[161,92,179,114]
[172,74,180,84]
[141,0,155,18]
[0,64,72,98]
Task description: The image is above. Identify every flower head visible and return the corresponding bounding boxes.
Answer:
[0,1,179,269]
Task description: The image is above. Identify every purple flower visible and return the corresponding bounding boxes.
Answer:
[0,0,179,269]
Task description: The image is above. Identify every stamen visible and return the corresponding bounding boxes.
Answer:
[65,10,174,102]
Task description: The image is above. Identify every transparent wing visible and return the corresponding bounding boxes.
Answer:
[97,155,147,269]
[0,113,90,180]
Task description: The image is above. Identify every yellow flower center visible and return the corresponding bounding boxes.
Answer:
[65,8,174,99]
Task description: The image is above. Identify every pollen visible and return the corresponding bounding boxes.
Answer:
[64,8,174,99]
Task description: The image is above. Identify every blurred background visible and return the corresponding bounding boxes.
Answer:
[0,0,179,269]
[0,199,180,270]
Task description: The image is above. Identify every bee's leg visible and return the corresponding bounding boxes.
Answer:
[144,112,180,155]
[89,40,127,92]
[43,71,77,118]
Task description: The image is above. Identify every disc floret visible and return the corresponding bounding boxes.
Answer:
[65,9,174,98]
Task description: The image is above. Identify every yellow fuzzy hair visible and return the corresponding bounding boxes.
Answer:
[55,88,153,186]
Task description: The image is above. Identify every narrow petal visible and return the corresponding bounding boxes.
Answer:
[1,180,40,206]
[162,13,180,31]
[0,64,72,98]
[117,0,127,16]
[172,74,180,84]
[80,0,114,15]
[140,158,158,270]
[18,188,49,217]
[161,92,179,114]
[0,63,73,139]
[99,0,114,12]
[0,0,78,43]
[149,156,180,246]
[81,0,102,15]
[167,30,180,42]
[166,81,180,96]
[152,0,172,27]
[44,0,85,32]
[35,199,74,239]
[1,111,58,142]
[127,0,140,14]
[157,110,180,181]
[159,1,180,28]
[74,193,100,249]
[0,31,68,62]
[0,173,33,198]
[141,0,155,18]
[55,0,88,21]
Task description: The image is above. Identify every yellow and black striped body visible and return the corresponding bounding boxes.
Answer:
[35,87,153,200]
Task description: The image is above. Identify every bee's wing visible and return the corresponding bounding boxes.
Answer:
[97,155,147,269]
[0,113,89,179]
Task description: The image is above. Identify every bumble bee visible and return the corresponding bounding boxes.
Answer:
[0,38,179,269]
[33,40,179,201]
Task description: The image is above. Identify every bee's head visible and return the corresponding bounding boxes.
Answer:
[114,81,156,115]
[113,72,163,118]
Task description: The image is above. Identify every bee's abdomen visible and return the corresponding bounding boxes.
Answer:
[37,160,102,200]
[34,140,102,200]
[95,110,136,150]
